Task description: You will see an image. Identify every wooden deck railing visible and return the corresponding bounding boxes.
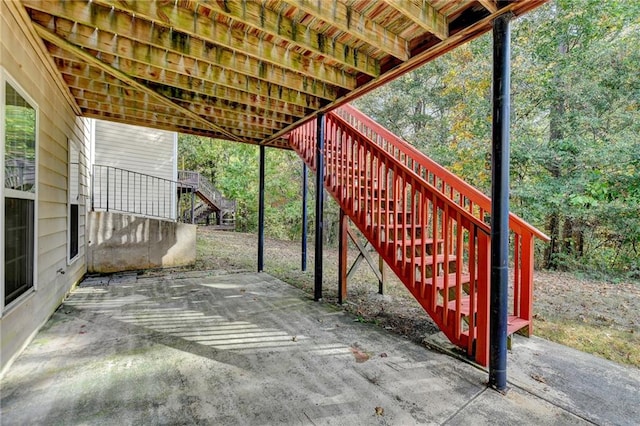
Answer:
[288,105,549,365]
[178,170,236,212]
[335,105,550,335]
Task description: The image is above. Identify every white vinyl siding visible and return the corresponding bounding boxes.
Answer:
[0,2,91,375]
[92,120,177,219]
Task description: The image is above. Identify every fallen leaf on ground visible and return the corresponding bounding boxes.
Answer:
[531,373,546,384]
[350,346,370,363]
[375,406,384,416]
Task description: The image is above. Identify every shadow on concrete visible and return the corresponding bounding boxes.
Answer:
[1,271,638,425]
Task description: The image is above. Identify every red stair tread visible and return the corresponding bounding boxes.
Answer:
[420,273,471,291]
[446,296,530,335]
[447,296,472,316]
[391,238,442,246]
[410,254,456,266]
[507,316,530,335]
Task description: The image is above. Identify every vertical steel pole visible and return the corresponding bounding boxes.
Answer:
[258,145,266,272]
[106,167,110,212]
[489,13,512,392]
[314,113,325,301]
[190,187,195,224]
[91,164,95,211]
[301,162,308,271]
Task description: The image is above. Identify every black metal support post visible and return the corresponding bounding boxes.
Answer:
[106,167,110,212]
[190,188,195,224]
[314,114,325,301]
[301,162,308,271]
[489,13,512,392]
[258,145,266,272]
[91,164,95,211]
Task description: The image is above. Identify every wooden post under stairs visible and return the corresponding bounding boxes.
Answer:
[338,210,386,303]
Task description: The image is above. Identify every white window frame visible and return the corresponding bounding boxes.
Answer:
[67,138,80,264]
[1,68,39,314]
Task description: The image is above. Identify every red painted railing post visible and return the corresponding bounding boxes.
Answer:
[521,232,535,335]
[476,231,491,367]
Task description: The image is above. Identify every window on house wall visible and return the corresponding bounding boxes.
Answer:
[2,73,38,309]
[68,140,79,261]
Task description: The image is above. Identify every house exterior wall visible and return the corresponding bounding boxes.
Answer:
[92,120,178,220]
[1,2,91,375]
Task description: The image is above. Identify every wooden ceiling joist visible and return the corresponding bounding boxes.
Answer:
[81,108,290,148]
[279,0,410,60]
[80,111,245,142]
[65,78,299,129]
[91,0,380,78]
[29,10,345,100]
[382,0,449,40]
[478,0,499,14]
[52,51,326,113]
[33,21,241,141]
[66,80,286,132]
[49,47,318,116]
[182,1,382,74]
[49,48,308,124]
[74,89,289,135]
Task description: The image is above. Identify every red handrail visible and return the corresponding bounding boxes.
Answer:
[336,104,550,242]
[288,104,547,365]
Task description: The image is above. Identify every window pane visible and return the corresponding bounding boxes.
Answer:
[70,142,80,201]
[4,198,35,306]
[70,203,79,259]
[5,83,36,192]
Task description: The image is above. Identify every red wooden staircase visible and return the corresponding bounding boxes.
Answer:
[289,104,549,366]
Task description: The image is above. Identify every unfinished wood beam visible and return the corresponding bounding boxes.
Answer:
[26,7,344,100]
[61,70,297,127]
[47,45,308,120]
[33,22,240,141]
[82,103,220,133]
[5,0,81,115]
[23,0,370,85]
[51,48,321,114]
[58,50,308,116]
[84,0,378,76]
[280,0,410,60]
[382,0,449,40]
[478,0,499,14]
[89,0,378,78]
[73,93,277,137]
[74,98,276,137]
[83,110,290,147]
[62,71,289,130]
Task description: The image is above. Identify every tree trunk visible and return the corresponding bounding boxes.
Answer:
[542,39,567,270]
[544,211,560,269]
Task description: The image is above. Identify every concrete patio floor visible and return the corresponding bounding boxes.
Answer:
[1,270,638,425]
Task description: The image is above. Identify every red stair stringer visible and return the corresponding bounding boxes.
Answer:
[288,105,549,366]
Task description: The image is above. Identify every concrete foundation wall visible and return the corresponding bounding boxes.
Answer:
[87,211,196,273]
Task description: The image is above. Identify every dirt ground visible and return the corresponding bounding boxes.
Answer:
[170,228,640,368]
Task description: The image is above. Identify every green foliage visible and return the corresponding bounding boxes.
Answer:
[178,136,324,242]
[179,0,639,276]
[356,0,640,278]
